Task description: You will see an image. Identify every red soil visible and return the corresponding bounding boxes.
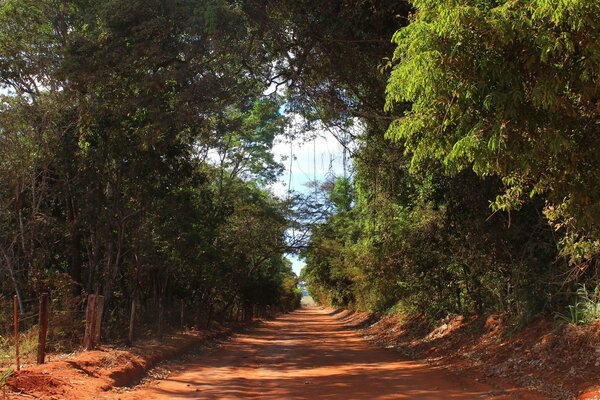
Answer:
[339,310,600,399]
[6,326,234,399]
[5,307,598,399]
[105,307,545,399]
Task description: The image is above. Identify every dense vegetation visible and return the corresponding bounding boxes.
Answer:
[0,0,301,343]
[0,0,598,349]
[299,0,600,323]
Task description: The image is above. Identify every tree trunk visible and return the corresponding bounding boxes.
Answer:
[66,192,83,296]
[1,248,24,314]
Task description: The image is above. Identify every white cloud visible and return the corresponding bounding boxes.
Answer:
[270,117,348,199]
[269,115,352,275]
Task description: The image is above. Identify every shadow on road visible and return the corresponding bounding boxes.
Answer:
[111,307,545,400]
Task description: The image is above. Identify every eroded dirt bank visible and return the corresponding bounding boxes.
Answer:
[6,325,236,399]
[334,309,600,400]
[101,307,547,399]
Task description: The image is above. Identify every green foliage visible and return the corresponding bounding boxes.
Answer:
[386,0,600,272]
[558,285,600,325]
[0,368,13,397]
[294,0,591,324]
[0,327,39,368]
[1,0,598,358]
[0,0,299,344]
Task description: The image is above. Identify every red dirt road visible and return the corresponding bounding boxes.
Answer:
[107,307,546,400]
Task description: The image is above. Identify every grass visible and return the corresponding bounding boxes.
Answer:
[0,325,39,369]
[0,368,13,399]
[558,285,600,325]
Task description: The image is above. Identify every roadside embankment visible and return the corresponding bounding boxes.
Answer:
[332,308,600,399]
[6,324,242,399]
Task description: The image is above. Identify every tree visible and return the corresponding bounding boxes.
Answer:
[0,0,300,340]
[385,0,600,274]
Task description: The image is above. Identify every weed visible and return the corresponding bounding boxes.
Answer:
[0,326,39,368]
[0,368,13,399]
[557,285,600,325]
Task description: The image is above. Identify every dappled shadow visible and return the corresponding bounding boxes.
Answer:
[325,308,346,317]
[65,361,99,378]
[114,307,532,400]
[141,367,494,399]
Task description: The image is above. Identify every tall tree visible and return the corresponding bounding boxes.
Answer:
[385,0,600,275]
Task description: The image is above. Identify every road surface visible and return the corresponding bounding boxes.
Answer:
[110,307,544,399]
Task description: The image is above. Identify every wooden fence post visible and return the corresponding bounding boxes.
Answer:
[84,294,105,350]
[83,294,97,350]
[158,297,164,338]
[13,295,19,371]
[93,295,104,346]
[37,293,50,364]
[128,297,136,346]
[180,300,184,333]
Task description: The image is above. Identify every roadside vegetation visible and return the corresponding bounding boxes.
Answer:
[299,0,600,325]
[0,0,302,350]
[0,0,598,368]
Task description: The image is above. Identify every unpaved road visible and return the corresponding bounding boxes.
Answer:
[109,307,546,399]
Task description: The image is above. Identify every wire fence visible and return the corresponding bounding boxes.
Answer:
[0,293,288,370]
[0,294,204,369]
[0,294,87,369]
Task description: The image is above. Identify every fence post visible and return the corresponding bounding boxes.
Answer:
[83,294,97,350]
[84,294,105,350]
[37,293,50,364]
[128,297,136,346]
[180,300,184,333]
[158,297,164,338]
[93,295,104,346]
[13,295,19,371]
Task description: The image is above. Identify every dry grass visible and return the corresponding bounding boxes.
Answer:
[0,325,39,369]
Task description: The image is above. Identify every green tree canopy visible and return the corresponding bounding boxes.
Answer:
[386,0,600,271]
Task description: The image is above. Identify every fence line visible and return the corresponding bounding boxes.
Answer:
[2,292,286,370]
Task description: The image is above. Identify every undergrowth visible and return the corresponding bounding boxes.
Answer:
[0,326,39,368]
[557,285,600,325]
[0,368,13,399]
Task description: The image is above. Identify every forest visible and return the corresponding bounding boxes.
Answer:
[299,0,600,324]
[0,0,598,354]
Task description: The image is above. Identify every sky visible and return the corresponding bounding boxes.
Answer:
[269,124,347,276]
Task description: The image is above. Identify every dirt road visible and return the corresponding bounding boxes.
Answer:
[108,307,546,399]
